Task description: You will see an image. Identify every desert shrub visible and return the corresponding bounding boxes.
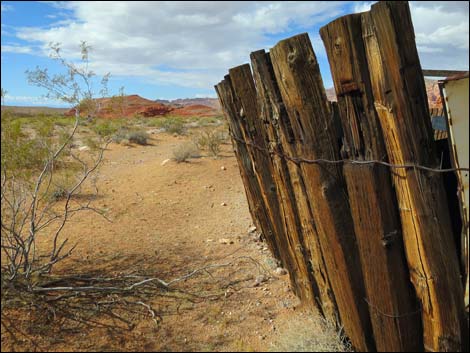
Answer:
[193,129,225,157]
[92,120,120,138]
[84,136,100,150]
[269,314,351,352]
[172,142,200,163]
[156,117,185,135]
[111,129,128,144]
[1,116,53,176]
[198,116,222,127]
[127,130,149,145]
[46,170,78,202]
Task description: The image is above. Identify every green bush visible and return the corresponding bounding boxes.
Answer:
[155,117,186,135]
[1,116,52,176]
[92,120,122,138]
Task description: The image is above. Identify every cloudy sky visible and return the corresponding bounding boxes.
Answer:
[1,1,468,106]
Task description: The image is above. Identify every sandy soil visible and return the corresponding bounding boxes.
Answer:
[1,131,331,352]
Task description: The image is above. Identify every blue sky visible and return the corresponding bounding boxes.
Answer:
[1,1,469,107]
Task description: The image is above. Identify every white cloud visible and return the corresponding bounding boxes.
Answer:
[1,3,12,12]
[7,1,469,91]
[353,1,374,14]
[354,1,469,70]
[1,44,34,54]
[14,1,347,89]
[4,94,67,106]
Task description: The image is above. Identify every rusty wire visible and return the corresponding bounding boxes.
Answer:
[231,135,470,173]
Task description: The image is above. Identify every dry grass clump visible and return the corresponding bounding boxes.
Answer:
[127,130,149,145]
[269,312,352,352]
[172,142,200,163]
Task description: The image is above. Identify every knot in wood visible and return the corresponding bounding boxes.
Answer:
[287,48,298,66]
[307,54,316,65]
[334,37,342,52]
[381,230,399,247]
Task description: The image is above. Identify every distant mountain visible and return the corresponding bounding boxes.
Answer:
[64,94,222,118]
[155,97,221,111]
[28,79,442,120]
[65,94,173,118]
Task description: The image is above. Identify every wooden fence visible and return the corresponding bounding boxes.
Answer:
[215,2,467,352]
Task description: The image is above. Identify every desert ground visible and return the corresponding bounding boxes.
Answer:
[1,116,347,352]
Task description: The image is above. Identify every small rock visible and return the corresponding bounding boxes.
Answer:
[221,166,226,170]
[274,267,287,276]
[248,225,257,233]
[219,238,234,244]
[206,239,214,242]
[161,159,171,166]
[220,202,227,206]
[253,275,268,287]
[78,146,89,151]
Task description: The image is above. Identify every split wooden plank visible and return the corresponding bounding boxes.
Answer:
[320,13,422,352]
[362,2,466,351]
[269,33,374,352]
[249,50,339,324]
[215,78,281,262]
[228,64,320,305]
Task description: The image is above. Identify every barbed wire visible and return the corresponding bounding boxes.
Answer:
[231,135,470,173]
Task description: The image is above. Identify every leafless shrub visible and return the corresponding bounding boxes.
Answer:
[1,42,111,297]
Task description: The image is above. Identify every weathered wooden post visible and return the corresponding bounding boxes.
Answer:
[215,77,281,261]
[227,65,318,303]
[250,50,339,324]
[269,33,375,351]
[320,12,422,351]
[362,1,466,351]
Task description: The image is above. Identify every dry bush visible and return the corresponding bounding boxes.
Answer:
[172,142,200,163]
[269,312,352,352]
[193,129,226,157]
[127,130,149,145]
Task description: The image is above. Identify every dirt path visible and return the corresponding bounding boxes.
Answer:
[2,132,342,352]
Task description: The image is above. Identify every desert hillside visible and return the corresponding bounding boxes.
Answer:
[64,94,222,119]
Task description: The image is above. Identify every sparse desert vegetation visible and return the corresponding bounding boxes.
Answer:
[2,105,344,351]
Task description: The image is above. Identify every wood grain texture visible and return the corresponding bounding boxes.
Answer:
[228,65,316,303]
[250,50,339,324]
[320,13,422,351]
[215,78,281,262]
[269,33,374,352]
[363,2,466,351]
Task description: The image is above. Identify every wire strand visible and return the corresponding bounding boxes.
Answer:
[231,135,470,173]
